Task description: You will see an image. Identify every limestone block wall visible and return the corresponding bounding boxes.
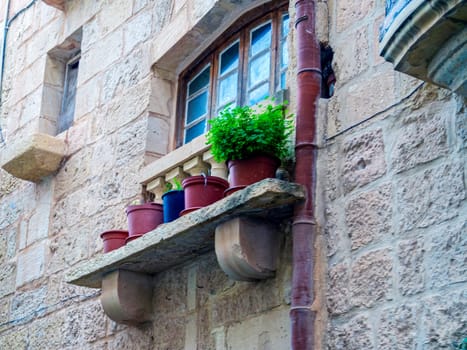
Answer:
[323,0,467,349]
[0,0,465,349]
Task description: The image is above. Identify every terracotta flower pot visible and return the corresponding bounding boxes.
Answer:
[125,234,143,244]
[162,190,185,223]
[225,154,280,195]
[126,202,163,237]
[100,230,128,253]
[181,175,229,215]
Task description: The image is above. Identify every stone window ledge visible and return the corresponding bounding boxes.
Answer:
[66,178,305,289]
[0,132,66,183]
[379,0,467,96]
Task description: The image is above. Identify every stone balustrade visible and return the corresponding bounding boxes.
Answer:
[140,135,228,202]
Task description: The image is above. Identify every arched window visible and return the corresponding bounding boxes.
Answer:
[177,4,289,145]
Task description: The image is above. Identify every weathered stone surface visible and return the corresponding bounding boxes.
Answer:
[10,286,47,324]
[378,303,419,350]
[212,277,282,327]
[335,0,375,32]
[344,70,396,125]
[390,106,449,173]
[327,262,351,315]
[124,10,152,55]
[66,179,304,288]
[103,47,149,102]
[48,223,89,274]
[99,0,133,36]
[107,325,154,350]
[343,129,386,193]
[328,315,373,349]
[153,266,188,316]
[226,308,290,350]
[0,201,20,236]
[334,26,369,84]
[16,242,46,286]
[350,249,393,307]
[428,221,466,288]
[28,313,65,349]
[151,315,185,350]
[62,301,107,346]
[421,290,467,349]
[0,169,20,199]
[0,327,29,349]
[345,184,392,250]
[324,203,345,257]
[396,162,465,232]
[0,133,66,183]
[0,263,16,298]
[397,238,425,296]
[455,95,466,148]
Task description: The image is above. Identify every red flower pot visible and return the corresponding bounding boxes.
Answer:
[181,175,229,215]
[100,230,129,253]
[126,203,163,237]
[225,154,280,195]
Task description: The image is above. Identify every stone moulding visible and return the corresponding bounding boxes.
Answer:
[379,0,467,96]
[0,132,66,183]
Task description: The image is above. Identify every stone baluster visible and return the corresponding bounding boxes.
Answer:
[183,155,210,176]
[203,151,228,180]
[146,177,166,204]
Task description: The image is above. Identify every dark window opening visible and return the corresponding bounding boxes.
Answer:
[58,54,80,134]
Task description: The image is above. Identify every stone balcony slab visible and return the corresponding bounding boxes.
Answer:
[0,133,66,183]
[66,178,305,288]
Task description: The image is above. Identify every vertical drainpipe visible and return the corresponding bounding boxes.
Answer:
[291,0,321,349]
[0,0,11,143]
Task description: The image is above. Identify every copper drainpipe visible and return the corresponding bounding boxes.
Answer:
[290,0,321,349]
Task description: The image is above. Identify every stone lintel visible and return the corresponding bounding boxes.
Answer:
[0,133,66,183]
[101,270,153,325]
[215,217,280,281]
[66,179,305,288]
[42,0,65,11]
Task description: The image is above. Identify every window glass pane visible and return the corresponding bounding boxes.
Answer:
[248,82,269,105]
[282,14,289,38]
[185,119,206,143]
[281,72,286,89]
[281,40,288,68]
[186,91,208,124]
[251,22,271,56]
[218,72,238,106]
[188,66,210,96]
[58,60,79,133]
[249,53,270,88]
[220,42,239,75]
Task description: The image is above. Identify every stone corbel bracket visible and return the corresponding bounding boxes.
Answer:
[0,133,66,183]
[42,0,65,11]
[215,217,281,281]
[101,270,153,325]
[379,0,467,96]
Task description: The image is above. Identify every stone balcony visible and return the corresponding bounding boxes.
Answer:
[379,0,467,96]
[140,135,228,201]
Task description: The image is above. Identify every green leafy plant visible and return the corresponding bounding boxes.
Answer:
[206,101,293,162]
[164,178,183,192]
[452,338,467,349]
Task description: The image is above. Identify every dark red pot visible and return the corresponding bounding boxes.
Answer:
[125,234,143,244]
[225,154,280,195]
[100,230,128,253]
[126,203,163,237]
[181,175,229,215]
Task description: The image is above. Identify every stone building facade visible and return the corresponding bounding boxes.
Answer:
[0,0,465,349]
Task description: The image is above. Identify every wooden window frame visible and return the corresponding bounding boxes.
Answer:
[177,3,289,147]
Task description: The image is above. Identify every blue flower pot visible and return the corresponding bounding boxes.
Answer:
[162,190,185,223]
